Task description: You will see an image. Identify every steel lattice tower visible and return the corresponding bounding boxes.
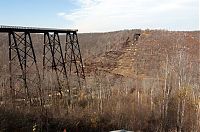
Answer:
[8,31,42,107]
[65,32,85,90]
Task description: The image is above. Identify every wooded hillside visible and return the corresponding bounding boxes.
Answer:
[0,29,199,131]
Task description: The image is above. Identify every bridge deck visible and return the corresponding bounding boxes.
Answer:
[0,25,78,33]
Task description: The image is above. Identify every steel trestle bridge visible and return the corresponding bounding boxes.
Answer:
[0,25,85,107]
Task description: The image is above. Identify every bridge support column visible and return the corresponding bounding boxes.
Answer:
[65,32,85,91]
[9,31,42,108]
[43,32,69,97]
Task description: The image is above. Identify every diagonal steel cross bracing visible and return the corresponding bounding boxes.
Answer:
[65,32,85,91]
[9,31,43,107]
[43,32,69,97]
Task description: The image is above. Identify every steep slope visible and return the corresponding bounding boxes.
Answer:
[83,30,199,82]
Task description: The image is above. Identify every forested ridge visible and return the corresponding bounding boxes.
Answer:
[0,29,199,131]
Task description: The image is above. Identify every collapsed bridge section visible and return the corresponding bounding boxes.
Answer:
[0,25,85,108]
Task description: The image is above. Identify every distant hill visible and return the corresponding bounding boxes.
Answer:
[0,29,199,82]
[0,29,199,131]
[79,30,199,77]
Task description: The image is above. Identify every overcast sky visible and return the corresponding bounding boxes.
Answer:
[0,0,199,32]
